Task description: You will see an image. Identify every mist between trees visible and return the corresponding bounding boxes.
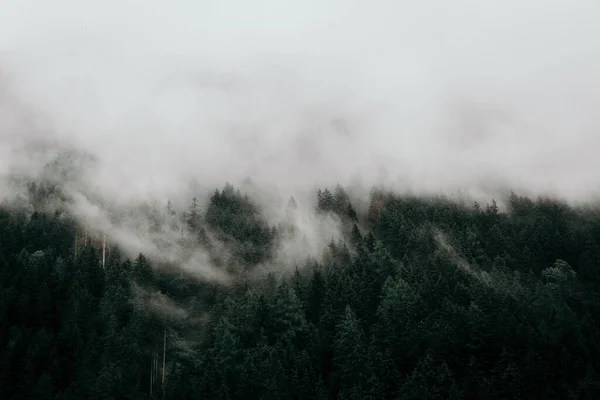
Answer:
[3,1,600,398]
[2,169,600,399]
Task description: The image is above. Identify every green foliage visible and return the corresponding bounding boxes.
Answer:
[2,182,600,399]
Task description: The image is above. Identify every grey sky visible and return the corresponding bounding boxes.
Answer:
[1,0,600,203]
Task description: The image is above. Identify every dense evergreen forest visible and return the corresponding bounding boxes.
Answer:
[2,179,600,399]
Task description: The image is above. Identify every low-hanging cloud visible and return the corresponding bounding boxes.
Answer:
[2,1,600,210]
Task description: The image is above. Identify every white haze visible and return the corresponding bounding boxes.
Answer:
[1,0,599,201]
[1,1,600,282]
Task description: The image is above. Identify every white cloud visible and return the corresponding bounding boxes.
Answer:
[1,0,599,203]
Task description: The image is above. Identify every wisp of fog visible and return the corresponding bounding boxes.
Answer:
[2,0,600,203]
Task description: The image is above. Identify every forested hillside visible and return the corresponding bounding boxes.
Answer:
[2,182,600,399]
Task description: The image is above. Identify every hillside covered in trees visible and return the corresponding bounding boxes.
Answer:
[2,180,600,399]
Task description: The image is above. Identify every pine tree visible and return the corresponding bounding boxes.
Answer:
[334,306,367,398]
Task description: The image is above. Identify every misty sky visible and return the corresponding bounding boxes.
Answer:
[1,0,600,203]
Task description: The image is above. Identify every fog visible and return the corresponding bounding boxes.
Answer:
[2,0,600,204]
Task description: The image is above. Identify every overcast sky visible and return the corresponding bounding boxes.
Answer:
[1,0,600,204]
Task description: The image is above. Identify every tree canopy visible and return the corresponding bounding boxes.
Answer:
[2,183,600,399]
